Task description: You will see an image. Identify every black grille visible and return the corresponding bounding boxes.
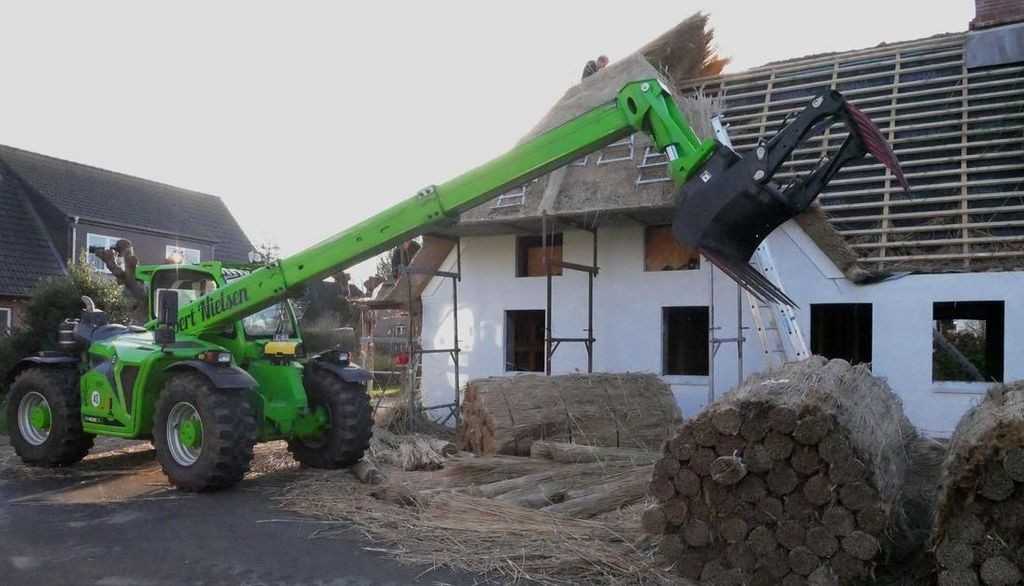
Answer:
[119,366,140,413]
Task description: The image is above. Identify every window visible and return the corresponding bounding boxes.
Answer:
[597,135,635,164]
[505,310,545,372]
[86,233,121,273]
[663,307,709,376]
[242,303,296,338]
[933,301,1004,382]
[493,185,526,209]
[165,245,201,264]
[149,269,219,319]
[811,303,872,366]
[644,225,700,271]
[0,307,11,335]
[515,234,562,277]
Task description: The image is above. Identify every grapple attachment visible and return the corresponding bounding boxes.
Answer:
[672,90,909,305]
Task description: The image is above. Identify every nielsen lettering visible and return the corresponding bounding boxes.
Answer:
[199,288,250,321]
[175,288,250,331]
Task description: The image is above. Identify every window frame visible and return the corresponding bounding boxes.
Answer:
[643,224,701,272]
[86,233,122,273]
[932,300,1005,383]
[165,244,201,264]
[662,306,710,376]
[0,307,11,334]
[810,303,873,367]
[504,309,546,373]
[515,234,563,278]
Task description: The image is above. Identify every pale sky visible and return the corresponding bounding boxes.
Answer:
[0,1,973,285]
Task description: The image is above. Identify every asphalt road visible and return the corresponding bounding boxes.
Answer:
[0,438,474,586]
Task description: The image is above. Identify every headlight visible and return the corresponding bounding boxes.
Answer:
[197,351,232,365]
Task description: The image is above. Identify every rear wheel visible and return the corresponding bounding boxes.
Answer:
[153,372,257,491]
[287,367,372,468]
[6,367,93,467]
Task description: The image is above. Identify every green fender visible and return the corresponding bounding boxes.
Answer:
[164,361,258,390]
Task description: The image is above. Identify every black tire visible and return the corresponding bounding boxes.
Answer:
[287,367,372,468]
[153,372,257,492]
[6,367,93,467]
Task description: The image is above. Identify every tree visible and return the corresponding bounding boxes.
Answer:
[1,257,134,397]
[249,241,280,265]
[374,253,393,282]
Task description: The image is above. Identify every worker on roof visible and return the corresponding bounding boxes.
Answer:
[582,55,609,80]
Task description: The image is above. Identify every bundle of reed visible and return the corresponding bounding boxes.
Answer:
[932,382,1024,586]
[457,373,681,456]
[369,429,455,471]
[644,357,920,584]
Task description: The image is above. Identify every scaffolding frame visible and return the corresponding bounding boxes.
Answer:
[403,236,462,429]
[541,213,598,375]
[706,262,748,405]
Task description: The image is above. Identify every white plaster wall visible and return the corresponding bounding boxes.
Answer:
[420,222,1024,437]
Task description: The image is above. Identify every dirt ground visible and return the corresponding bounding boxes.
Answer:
[0,434,474,586]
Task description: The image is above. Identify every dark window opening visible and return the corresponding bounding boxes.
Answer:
[933,301,1004,382]
[811,303,873,366]
[645,225,700,271]
[506,310,545,372]
[516,234,562,277]
[663,306,709,375]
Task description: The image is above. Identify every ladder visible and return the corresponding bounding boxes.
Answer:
[711,115,809,370]
[746,243,809,368]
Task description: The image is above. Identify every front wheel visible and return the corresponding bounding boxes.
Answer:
[287,368,372,468]
[6,367,93,467]
[153,372,257,491]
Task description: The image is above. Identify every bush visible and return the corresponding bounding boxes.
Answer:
[0,260,134,397]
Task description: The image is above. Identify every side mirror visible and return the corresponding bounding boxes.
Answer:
[154,290,179,346]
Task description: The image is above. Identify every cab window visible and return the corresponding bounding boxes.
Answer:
[242,303,296,338]
[150,269,218,320]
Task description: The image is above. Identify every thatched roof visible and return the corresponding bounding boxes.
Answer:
[439,15,870,282]
[637,12,729,81]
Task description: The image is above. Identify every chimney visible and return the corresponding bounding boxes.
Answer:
[971,0,1024,29]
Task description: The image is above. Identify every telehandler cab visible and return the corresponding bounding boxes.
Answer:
[4,79,906,491]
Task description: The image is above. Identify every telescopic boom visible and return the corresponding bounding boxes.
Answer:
[167,80,716,335]
[167,75,907,334]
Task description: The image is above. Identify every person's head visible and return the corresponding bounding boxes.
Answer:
[596,55,609,68]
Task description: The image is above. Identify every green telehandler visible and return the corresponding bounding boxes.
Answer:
[3,79,906,491]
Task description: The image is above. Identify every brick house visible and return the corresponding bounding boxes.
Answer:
[0,144,252,330]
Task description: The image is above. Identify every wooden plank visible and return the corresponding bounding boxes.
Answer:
[834,204,1024,224]
[858,250,1024,262]
[841,220,1024,237]
[851,235,1024,249]
[960,61,971,269]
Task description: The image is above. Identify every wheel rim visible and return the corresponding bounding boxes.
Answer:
[166,402,203,466]
[300,405,331,449]
[17,392,51,446]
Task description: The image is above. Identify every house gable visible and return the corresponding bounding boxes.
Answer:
[0,172,65,297]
